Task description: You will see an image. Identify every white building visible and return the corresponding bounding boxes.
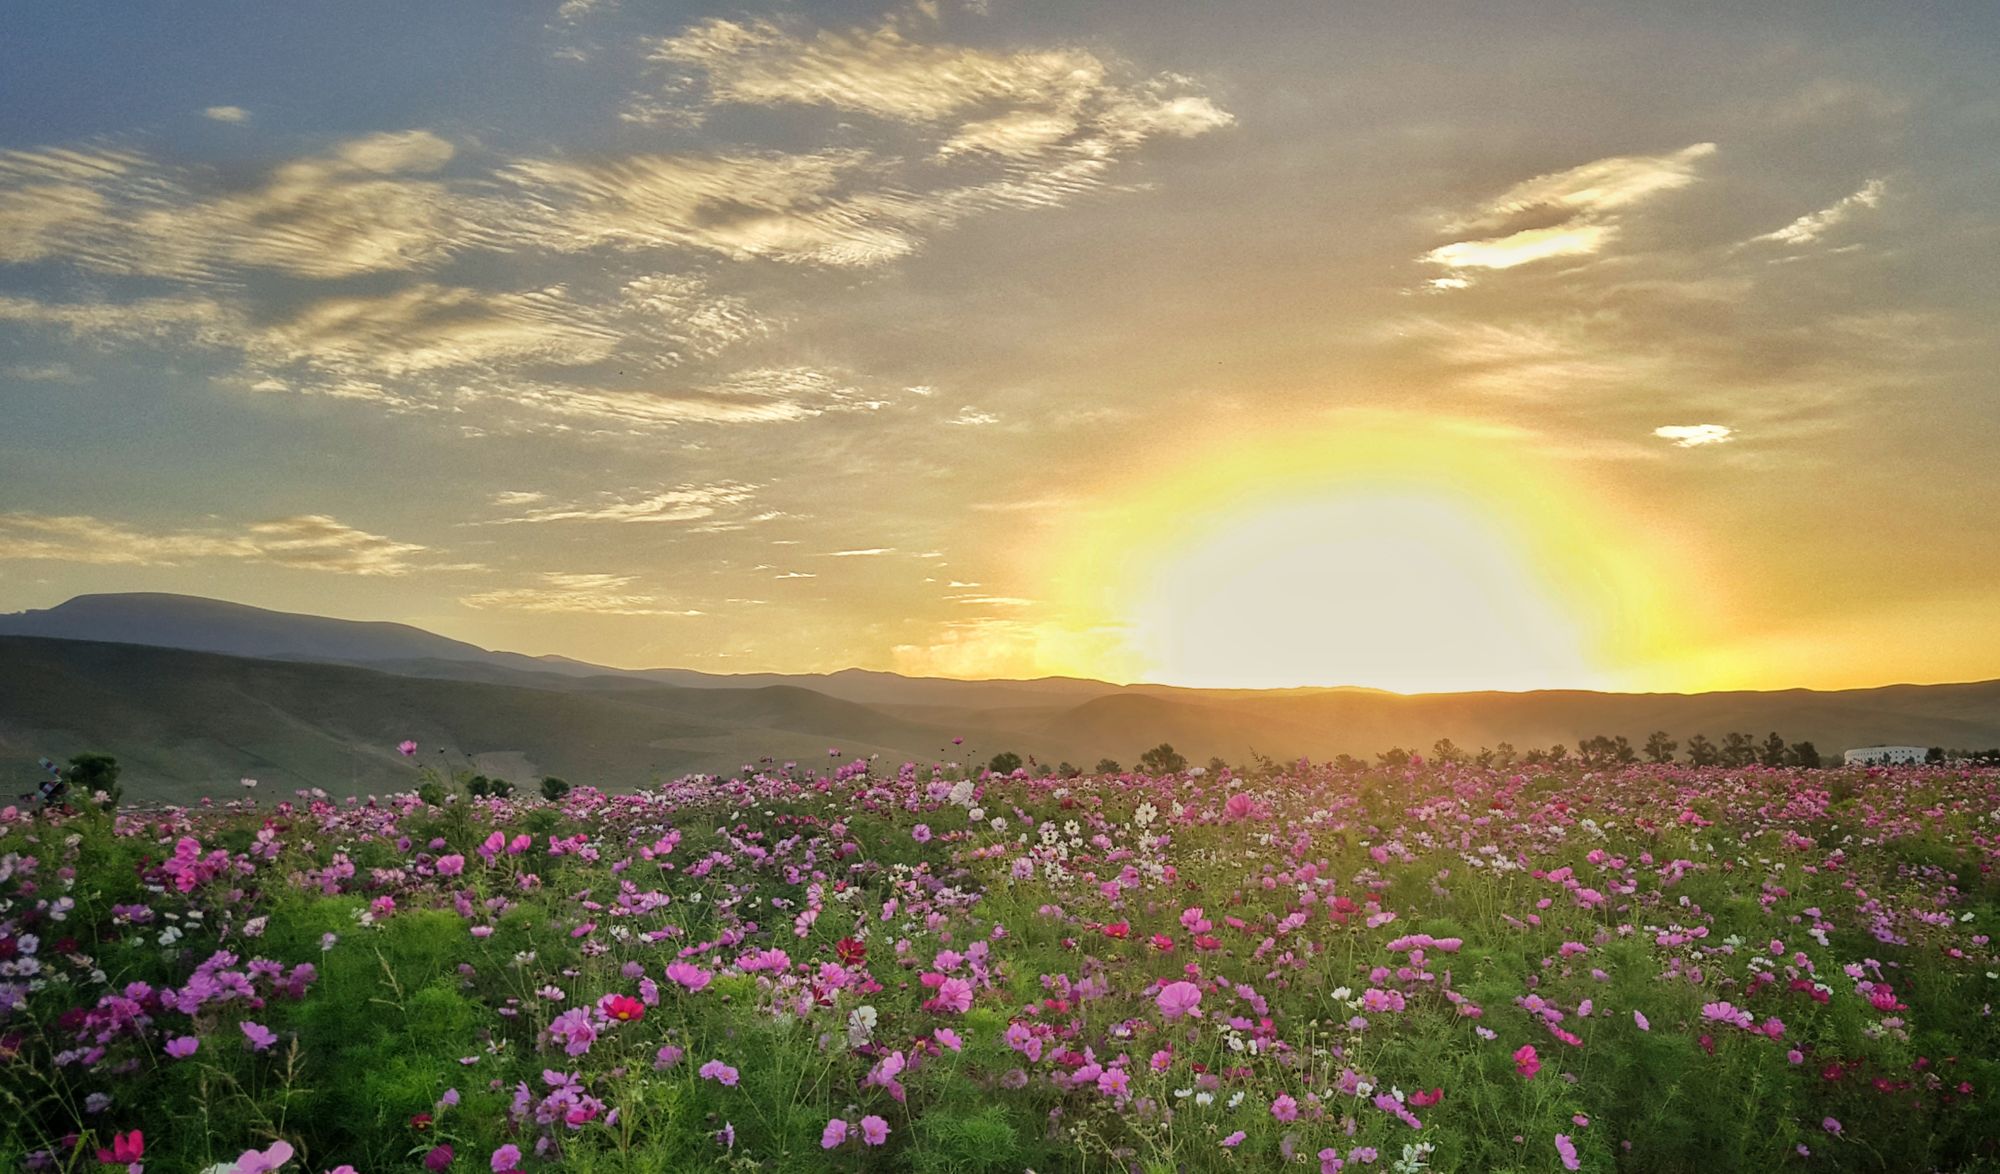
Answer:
[1842,745,1928,766]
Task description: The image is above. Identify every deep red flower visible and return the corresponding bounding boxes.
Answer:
[410,1112,433,1130]
[604,994,645,1022]
[97,1129,144,1164]
[836,937,867,965]
[1102,921,1130,939]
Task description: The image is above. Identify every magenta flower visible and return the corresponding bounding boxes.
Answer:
[1633,1009,1650,1031]
[822,1118,850,1149]
[1513,1043,1540,1079]
[424,1144,454,1172]
[1823,1117,1843,1135]
[859,1114,890,1145]
[1555,1133,1580,1170]
[164,1035,199,1059]
[699,1060,740,1086]
[241,1021,277,1052]
[1272,1093,1299,1121]
[1221,1131,1246,1148]
[435,854,465,876]
[934,1027,963,1052]
[654,1045,684,1070]
[912,824,932,843]
[1156,980,1202,1020]
[398,740,419,756]
[491,1143,523,1172]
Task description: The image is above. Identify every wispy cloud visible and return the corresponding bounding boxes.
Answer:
[472,367,893,434]
[488,482,759,524]
[460,571,702,616]
[0,512,430,575]
[203,105,251,123]
[1423,143,1715,278]
[1653,424,1734,447]
[826,547,892,557]
[1750,178,1886,247]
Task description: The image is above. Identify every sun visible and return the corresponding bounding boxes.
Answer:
[1036,417,1687,693]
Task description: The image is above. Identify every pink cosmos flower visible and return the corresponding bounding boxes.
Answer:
[398,740,418,756]
[912,824,932,843]
[1555,1133,1580,1170]
[699,1060,740,1086]
[1633,1009,1649,1031]
[96,1130,143,1165]
[822,1118,849,1148]
[665,961,713,992]
[654,1045,684,1070]
[860,1115,890,1145]
[1272,1093,1299,1121]
[232,1139,294,1173]
[165,1035,199,1058]
[435,854,465,876]
[491,1143,523,1172]
[1221,1131,1246,1148]
[1513,1043,1541,1079]
[1156,980,1202,1020]
[934,1027,963,1052]
[242,1021,277,1052]
[931,976,973,1014]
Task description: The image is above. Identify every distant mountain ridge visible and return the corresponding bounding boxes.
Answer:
[0,593,1126,708]
[4,593,2000,802]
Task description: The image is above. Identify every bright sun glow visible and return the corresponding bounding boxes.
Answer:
[1038,417,1691,693]
[1127,492,1602,692]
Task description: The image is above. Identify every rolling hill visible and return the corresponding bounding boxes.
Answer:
[3,609,2000,803]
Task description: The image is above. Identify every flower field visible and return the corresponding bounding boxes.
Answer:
[4,756,1998,1172]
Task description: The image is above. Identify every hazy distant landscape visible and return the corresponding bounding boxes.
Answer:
[7,593,2000,802]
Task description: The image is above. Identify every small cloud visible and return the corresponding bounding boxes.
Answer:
[773,570,817,579]
[950,406,998,426]
[5,361,81,383]
[1423,143,1715,279]
[0,511,430,575]
[460,571,701,616]
[1653,423,1734,447]
[827,547,893,557]
[1751,179,1886,247]
[491,490,547,507]
[490,481,758,524]
[203,106,250,123]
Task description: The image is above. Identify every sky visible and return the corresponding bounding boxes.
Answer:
[3,1,1998,694]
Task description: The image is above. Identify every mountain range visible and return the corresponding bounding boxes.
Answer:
[3,593,1997,803]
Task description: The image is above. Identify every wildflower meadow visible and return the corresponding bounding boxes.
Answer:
[4,752,1997,1172]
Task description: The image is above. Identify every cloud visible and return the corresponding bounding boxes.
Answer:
[491,490,547,507]
[203,105,251,123]
[460,571,702,616]
[0,130,488,281]
[1424,143,1715,277]
[1653,424,1735,447]
[477,366,886,433]
[0,511,428,575]
[949,405,998,425]
[1751,178,1886,247]
[246,283,621,379]
[489,481,759,524]
[826,547,892,556]
[502,149,928,266]
[0,146,148,266]
[4,361,82,383]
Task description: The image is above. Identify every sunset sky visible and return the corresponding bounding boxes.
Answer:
[3,2,1998,693]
